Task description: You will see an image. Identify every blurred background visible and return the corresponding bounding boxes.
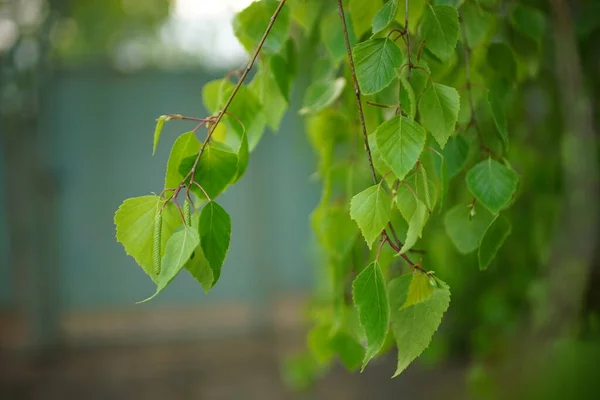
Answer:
[1,0,599,399]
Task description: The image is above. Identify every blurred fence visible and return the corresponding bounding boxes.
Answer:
[0,67,319,348]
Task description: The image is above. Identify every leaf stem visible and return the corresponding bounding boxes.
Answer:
[337,0,378,185]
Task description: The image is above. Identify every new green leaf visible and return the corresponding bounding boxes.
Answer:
[152,115,167,156]
[353,38,403,95]
[199,201,231,286]
[466,158,519,214]
[139,226,200,302]
[389,274,450,376]
[419,82,460,148]
[478,215,512,270]
[353,261,389,370]
[419,4,459,61]
[375,115,426,181]
[350,184,392,249]
[115,196,182,281]
[402,271,434,309]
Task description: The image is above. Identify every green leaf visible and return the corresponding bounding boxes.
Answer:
[444,203,494,254]
[115,196,182,281]
[288,0,322,35]
[249,61,287,131]
[510,4,546,45]
[314,205,359,259]
[185,248,213,294]
[399,199,428,255]
[466,158,519,214]
[178,142,238,200]
[406,59,430,100]
[139,226,200,302]
[478,215,512,270]
[442,135,469,178]
[372,0,398,34]
[460,2,493,47]
[184,214,213,293]
[439,156,449,208]
[202,79,226,114]
[349,0,382,37]
[418,82,460,148]
[350,184,392,249]
[402,271,434,309]
[389,274,450,377]
[299,77,346,115]
[270,54,292,102]
[233,0,290,55]
[233,129,249,183]
[307,325,335,366]
[399,76,416,120]
[419,4,459,61]
[417,162,432,211]
[329,333,365,371]
[487,43,517,81]
[164,132,200,190]
[217,81,267,151]
[375,115,426,181]
[321,10,357,65]
[152,115,167,156]
[199,201,231,286]
[395,171,437,222]
[488,88,509,152]
[352,261,390,370]
[353,38,403,95]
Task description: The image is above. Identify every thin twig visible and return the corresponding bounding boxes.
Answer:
[405,0,412,79]
[337,0,377,184]
[375,234,387,261]
[182,0,288,187]
[459,12,491,155]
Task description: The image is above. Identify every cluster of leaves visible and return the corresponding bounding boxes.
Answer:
[114,0,546,383]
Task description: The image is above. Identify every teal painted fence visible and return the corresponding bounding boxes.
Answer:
[1,67,319,314]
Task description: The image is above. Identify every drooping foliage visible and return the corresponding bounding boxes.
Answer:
[114,0,557,381]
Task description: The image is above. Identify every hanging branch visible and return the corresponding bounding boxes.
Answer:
[179,0,289,190]
[337,0,420,268]
[405,0,412,79]
[336,0,378,185]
